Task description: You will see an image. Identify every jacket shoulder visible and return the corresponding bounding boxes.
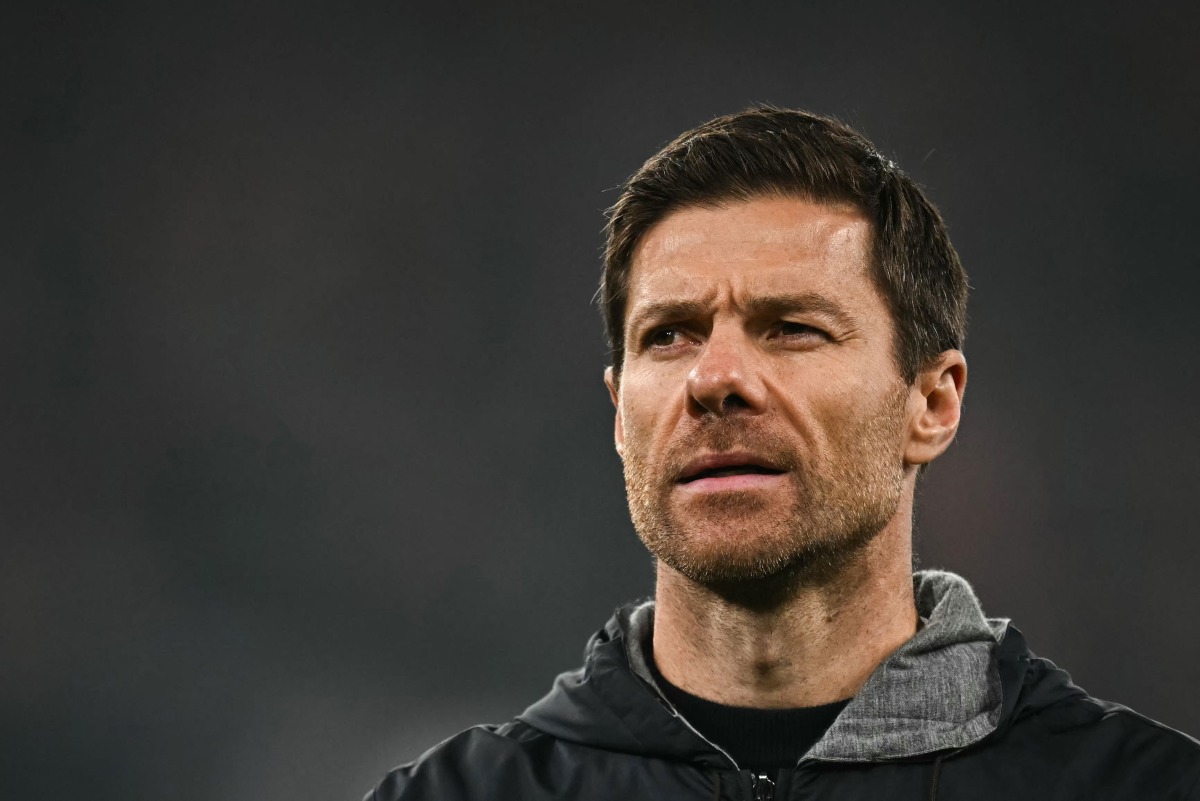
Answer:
[1033,689,1200,749]
[1007,689,1200,796]
[1075,695,1200,763]
[363,721,556,801]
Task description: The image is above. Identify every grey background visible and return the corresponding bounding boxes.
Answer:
[3,1,1198,799]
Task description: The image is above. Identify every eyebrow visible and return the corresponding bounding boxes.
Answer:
[626,291,859,338]
[745,292,858,329]
[625,299,711,339]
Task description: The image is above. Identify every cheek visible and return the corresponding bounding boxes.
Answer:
[768,363,847,428]
[770,362,890,446]
[619,375,682,452]
[619,396,661,447]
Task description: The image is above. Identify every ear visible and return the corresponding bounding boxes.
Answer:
[904,350,967,466]
[604,366,625,459]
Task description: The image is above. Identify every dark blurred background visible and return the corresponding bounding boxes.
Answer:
[3,1,1198,799]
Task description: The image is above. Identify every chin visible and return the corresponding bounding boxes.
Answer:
[647,510,887,596]
[648,517,805,582]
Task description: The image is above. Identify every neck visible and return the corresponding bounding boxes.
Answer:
[651,502,918,709]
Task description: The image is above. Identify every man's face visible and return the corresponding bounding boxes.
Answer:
[606,196,915,588]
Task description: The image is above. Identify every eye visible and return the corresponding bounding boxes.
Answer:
[646,326,684,348]
[772,321,828,341]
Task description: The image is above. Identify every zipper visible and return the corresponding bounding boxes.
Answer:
[637,675,742,770]
[637,673,777,800]
[751,773,775,801]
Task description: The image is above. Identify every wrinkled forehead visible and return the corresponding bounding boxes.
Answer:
[626,198,876,314]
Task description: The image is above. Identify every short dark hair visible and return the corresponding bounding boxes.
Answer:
[600,106,967,384]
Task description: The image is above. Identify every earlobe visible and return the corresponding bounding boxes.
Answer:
[604,367,625,458]
[905,351,967,466]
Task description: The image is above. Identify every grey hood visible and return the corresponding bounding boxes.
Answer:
[519,570,1069,767]
[809,570,1008,760]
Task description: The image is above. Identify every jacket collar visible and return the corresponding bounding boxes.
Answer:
[807,570,1009,760]
[521,571,1016,765]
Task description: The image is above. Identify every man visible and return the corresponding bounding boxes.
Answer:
[365,107,1200,800]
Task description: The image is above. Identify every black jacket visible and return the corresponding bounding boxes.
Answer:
[366,572,1200,800]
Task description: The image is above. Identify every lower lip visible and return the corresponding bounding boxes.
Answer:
[676,473,786,493]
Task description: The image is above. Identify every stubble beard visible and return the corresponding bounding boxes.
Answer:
[622,388,909,598]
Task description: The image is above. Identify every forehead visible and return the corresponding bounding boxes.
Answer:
[627,196,875,310]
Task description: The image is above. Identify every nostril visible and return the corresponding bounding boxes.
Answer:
[721,393,751,412]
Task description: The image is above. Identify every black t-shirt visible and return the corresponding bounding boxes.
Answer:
[649,657,850,774]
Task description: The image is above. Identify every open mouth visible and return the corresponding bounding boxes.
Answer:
[680,464,784,483]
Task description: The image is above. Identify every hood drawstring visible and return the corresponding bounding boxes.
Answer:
[928,753,945,801]
[710,771,721,801]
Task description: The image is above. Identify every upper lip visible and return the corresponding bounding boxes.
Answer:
[677,452,786,483]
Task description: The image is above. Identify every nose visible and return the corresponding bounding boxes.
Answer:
[686,327,768,417]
